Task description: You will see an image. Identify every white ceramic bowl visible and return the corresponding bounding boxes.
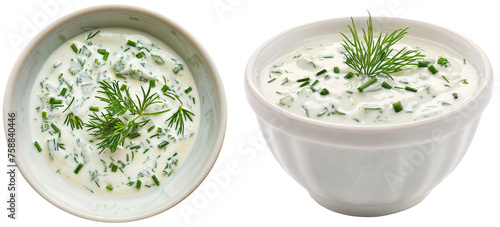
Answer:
[245,17,493,216]
[4,5,227,222]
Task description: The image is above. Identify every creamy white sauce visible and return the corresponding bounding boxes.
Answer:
[30,28,199,197]
[261,34,478,125]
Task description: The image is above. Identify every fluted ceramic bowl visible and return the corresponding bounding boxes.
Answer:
[4,5,227,222]
[245,16,492,216]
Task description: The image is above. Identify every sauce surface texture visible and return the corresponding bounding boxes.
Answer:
[260,34,478,125]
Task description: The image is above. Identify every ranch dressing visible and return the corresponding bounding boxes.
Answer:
[30,28,199,197]
[261,34,478,125]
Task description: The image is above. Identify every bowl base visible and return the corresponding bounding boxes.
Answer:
[309,191,430,217]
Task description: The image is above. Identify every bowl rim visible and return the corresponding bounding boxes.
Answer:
[4,4,227,222]
[245,16,493,133]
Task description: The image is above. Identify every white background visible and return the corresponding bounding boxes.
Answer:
[1,0,499,226]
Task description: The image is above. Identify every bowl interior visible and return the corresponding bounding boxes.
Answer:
[5,6,226,222]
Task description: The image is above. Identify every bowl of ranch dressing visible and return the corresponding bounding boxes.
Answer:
[245,15,492,216]
[4,5,226,222]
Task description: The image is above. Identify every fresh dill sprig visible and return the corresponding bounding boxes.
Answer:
[96,80,170,116]
[86,112,150,154]
[85,80,169,153]
[340,12,424,80]
[64,112,84,130]
[166,105,194,135]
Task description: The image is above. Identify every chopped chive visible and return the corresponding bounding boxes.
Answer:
[111,164,118,172]
[442,75,450,83]
[437,57,449,66]
[319,88,329,95]
[296,77,310,82]
[129,145,141,150]
[461,79,468,84]
[393,101,403,113]
[42,111,47,119]
[129,132,141,139]
[127,40,136,47]
[267,78,276,83]
[149,80,156,88]
[299,81,310,87]
[333,66,340,74]
[34,141,42,152]
[311,79,319,87]
[151,54,165,64]
[161,85,169,93]
[417,61,429,67]
[316,69,327,76]
[357,77,377,92]
[428,65,438,74]
[381,82,392,89]
[74,163,84,174]
[106,185,113,191]
[184,87,193,94]
[50,123,60,133]
[89,106,99,112]
[59,88,67,96]
[49,97,62,105]
[405,86,418,92]
[136,180,142,189]
[173,64,183,74]
[453,93,458,99]
[70,44,78,53]
[344,72,354,79]
[103,52,109,61]
[334,110,346,115]
[281,77,288,85]
[147,125,156,133]
[152,175,160,186]
[135,52,145,58]
[97,49,106,54]
[158,141,169,148]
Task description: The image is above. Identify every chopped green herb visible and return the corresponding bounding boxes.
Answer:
[185,87,192,94]
[296,77,310,82]
[393,101,403,113]
[381,81,392,89]
[152,174,160,186]
[281,77,288,85]
[70,44,78,53]
[128,132,141,139]
[158,141,169,148]
[357,77,377,92]
[106,185,113,191]
[437,57,449,67]
[333,66,340,73]
[127,40,136,47]
[344,72,354,79]
[442,75,450,83]
[89,106,99,112]
[319,88,329,95]
[316,69,327,76]
[417,61,429,67]
[34,141,42,152]
[136,180,142,189]
[404,86,418,93]
[74,163,84,174]
[453,93,458,99]
[428,65,438,74]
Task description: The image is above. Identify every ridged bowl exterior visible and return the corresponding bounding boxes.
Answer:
[245,16,493,216]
